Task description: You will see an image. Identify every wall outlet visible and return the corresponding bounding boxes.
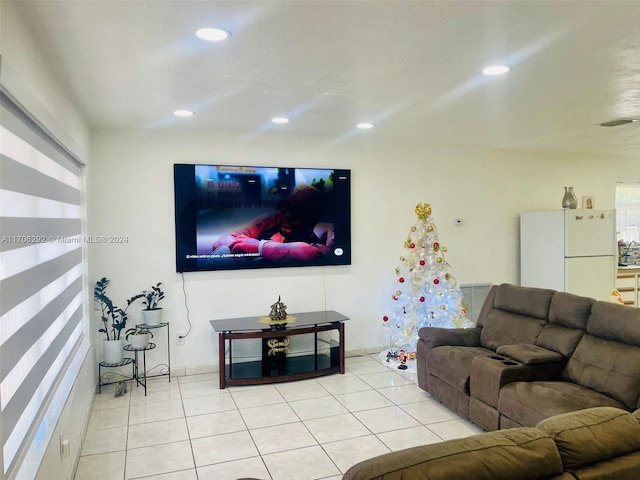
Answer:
[61,439,70,458]
[59,432,70,458]
[176,335,185,346]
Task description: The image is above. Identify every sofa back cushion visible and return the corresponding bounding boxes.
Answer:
[481,311,547,351]
[563,335,640,411]
[342,427,563,480]
[479,284,554,351]
[493,284,556,319]
[536,292,592,357]
[536,407,640,470]
[476,284,498,329]
[587,301,640,345]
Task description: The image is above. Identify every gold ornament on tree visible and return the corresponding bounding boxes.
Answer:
[415,203,432,220]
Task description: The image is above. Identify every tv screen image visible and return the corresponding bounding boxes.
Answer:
[174,164,351,272]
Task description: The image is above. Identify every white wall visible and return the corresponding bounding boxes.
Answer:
[88,128,639,371]
[1,4,93,480]
[1,2,90,162]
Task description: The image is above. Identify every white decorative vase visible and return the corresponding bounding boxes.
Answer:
[103,339,124,364]
[142,308,163,326]
[129,333,150,350]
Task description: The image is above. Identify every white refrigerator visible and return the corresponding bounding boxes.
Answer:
[520,209,617,301]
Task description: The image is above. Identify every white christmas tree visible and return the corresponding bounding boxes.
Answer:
[382,203,471,355]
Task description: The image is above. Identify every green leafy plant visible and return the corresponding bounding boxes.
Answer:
[124,326,154,341]
[94,277,143,340]
[142,282,165,310]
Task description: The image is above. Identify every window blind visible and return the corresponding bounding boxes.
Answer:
[0,91,88,479]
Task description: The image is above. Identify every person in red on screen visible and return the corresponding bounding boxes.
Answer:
[212,184,332,261]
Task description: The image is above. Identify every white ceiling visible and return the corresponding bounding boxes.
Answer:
[11,1,640,157]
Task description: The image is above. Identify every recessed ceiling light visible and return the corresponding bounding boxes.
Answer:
[272,117,290,124]
[482,65,510,76]
[195,27,231,42]
[357,122,374,129]
[174,110,194,117]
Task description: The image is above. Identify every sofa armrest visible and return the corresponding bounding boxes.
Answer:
[418,327,480,353]
[470,354,566,408]
[496,344,565,366]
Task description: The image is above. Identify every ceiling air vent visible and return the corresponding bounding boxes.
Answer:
[599,118,638,127]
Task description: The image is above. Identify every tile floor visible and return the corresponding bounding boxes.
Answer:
[75,354,483,480]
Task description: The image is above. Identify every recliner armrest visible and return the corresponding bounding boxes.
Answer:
[418,327,480,353]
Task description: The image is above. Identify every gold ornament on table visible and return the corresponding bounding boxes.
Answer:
[428,225,434,232]
[269,296,288,321]
[259,296,297,329]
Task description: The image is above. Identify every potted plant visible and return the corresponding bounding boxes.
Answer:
[141,282,165,326]
[124,326,154,350]
[94,277,143,364]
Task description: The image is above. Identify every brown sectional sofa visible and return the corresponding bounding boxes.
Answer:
[416,283,640,431]
[343,407,640,480]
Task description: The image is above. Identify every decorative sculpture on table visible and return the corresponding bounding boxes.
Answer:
[269,296,288,321]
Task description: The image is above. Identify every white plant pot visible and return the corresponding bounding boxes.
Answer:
[128,333,150,350]
[103,339,124,364]
[142,308,163,326]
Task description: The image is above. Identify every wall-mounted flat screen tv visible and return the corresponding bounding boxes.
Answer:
[174,164,351,272]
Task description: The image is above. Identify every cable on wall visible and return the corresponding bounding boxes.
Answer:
[321,266,327,312]
[179,272,192,339]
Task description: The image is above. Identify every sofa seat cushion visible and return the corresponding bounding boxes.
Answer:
[342,427,563,480]
[536,407,640,471]
[499,381,627,427]
[427,346,493,393]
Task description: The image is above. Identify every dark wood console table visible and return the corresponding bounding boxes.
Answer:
[210,310,347,389]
